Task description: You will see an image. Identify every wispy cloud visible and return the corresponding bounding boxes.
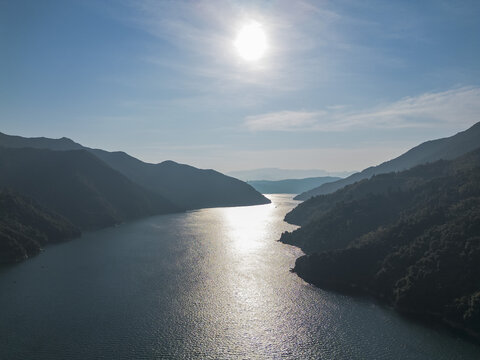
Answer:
[245,86,480,132]
[114,0,351,91]
[102,0,430,110]
[245,110,324,131]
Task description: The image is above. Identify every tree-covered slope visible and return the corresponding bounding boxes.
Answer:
[0,188,80,264]
[284,147,480,230]
[283,150,480,339]
[295,121,480,200]
[0,147,180,229]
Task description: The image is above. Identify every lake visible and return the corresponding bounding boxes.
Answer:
[1,194,479,359]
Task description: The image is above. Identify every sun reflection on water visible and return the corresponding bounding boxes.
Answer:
[221,201,276,253]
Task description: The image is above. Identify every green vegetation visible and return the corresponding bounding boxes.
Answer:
[283,149,480,339]
[0,188,80,264]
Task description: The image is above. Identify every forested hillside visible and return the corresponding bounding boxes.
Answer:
[282,149,480,339]
[0,189,80,264]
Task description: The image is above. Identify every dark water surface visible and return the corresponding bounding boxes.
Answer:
[1,194,479,359]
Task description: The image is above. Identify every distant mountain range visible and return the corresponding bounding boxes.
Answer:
[247,177,340,194]
[0,132,270,210]
[296,121,480,200]
[228,168,353,181]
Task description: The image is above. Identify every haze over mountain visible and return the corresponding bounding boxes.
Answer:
[248,177,340,194]
[296,121,480,200]
[228,168,353,181]
[282,148,480,340]
[0,132,270,210]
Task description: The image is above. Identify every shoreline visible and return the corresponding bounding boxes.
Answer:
[292,254,480,346]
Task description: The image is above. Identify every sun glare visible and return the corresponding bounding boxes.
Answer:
[234,22,267,62]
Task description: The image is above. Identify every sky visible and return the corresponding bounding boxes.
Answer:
[1,0,480,173]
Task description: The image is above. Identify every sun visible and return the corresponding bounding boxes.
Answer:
[234,22,267,62]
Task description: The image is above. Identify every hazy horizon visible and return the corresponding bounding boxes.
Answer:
[2,1,480,172]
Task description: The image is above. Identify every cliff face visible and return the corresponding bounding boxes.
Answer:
[283,149,480,340]
[0,189,80,264]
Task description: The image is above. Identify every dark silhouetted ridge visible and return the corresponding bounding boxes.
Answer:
[296,121,480,200]
[0,132,270,210]
[0,132,83,151]
[0,147,180,230]
[90,149,270,209]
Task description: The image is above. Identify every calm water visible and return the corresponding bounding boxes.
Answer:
[1,194,479,359]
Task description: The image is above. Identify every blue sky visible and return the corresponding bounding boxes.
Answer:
[1,0,480,172]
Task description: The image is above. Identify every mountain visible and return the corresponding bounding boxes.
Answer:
[296,121,480,200]
[281,149,480,340]
[88,150,270,210]
[227,167,354,181]
[0,147,180,229]
[0,133,83,151]
[0,188,80,264]
[247,176,341,194]
[282,148,480,250]
[0,132,270,210]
